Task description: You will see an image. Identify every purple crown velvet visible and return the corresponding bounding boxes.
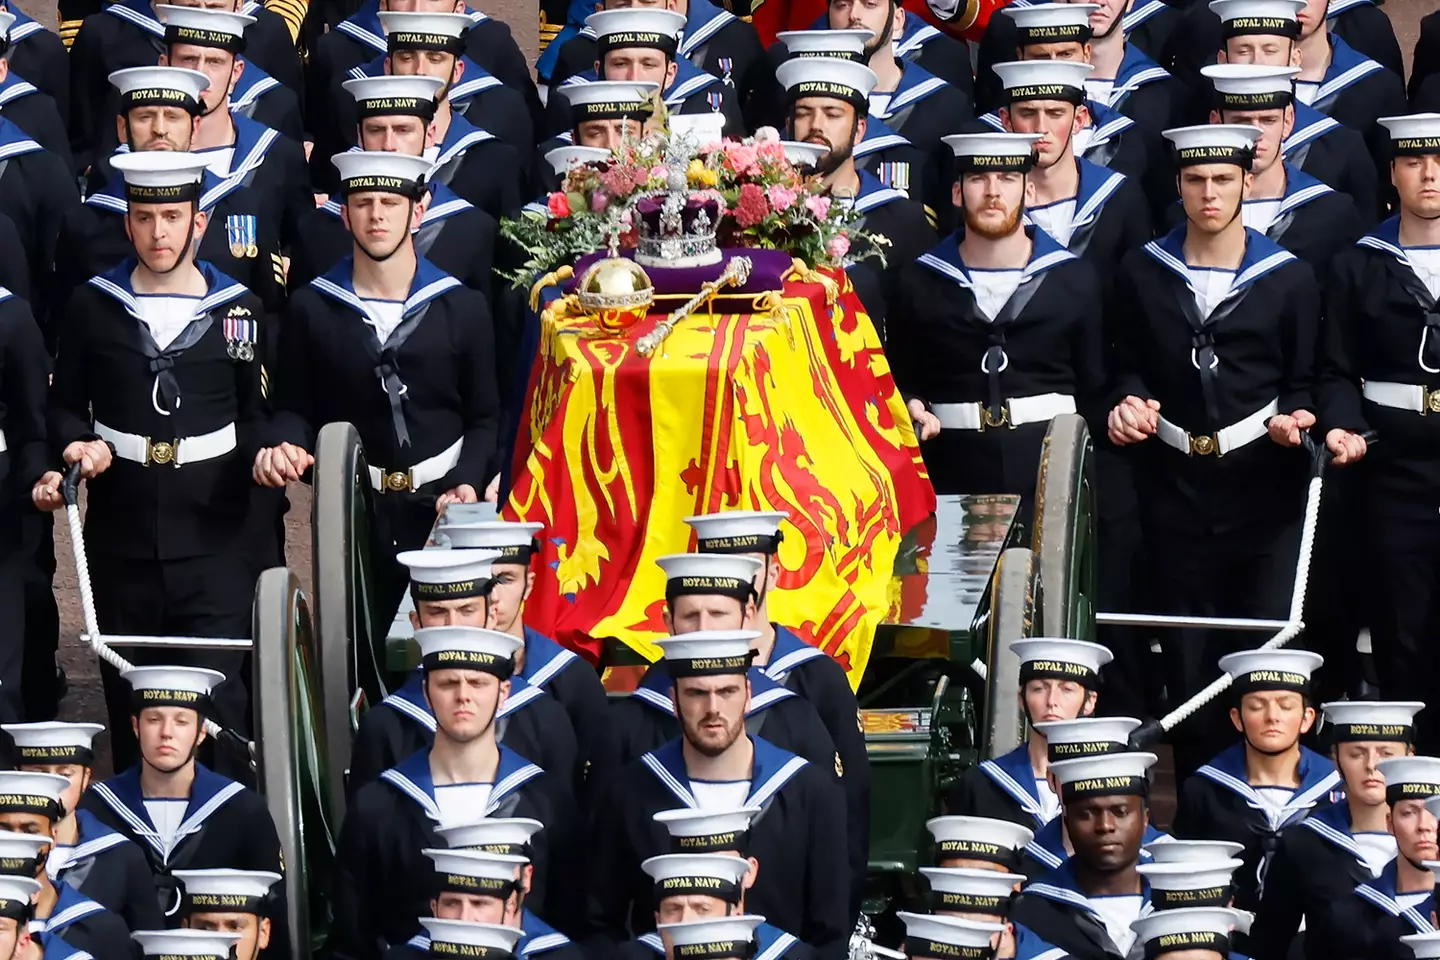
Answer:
[635,194,722,267]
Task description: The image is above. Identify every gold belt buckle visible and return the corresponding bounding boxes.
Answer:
[383,469,414,493]
[1189,433,1219,456]
[1425,387,1440,415]
[980,402,1012,431]
[145,437,179,467]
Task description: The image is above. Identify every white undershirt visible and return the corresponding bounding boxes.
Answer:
[1073,125,1097,158]
[196,145,236,179]
[134,295,200,350]
[361,299,406,345]
[1090,895,1143,954]
[970,269,1025,321]
[144,799,187,856]
[868,93,892,118]
[1399,891,1432,912]
[691,780,751,809]
[1028,198,1078,247]
[1294,80,1320,105]
[1242,198,1284,234]
[1354,832,1397,877]
[434,783,493,827]
[1253,786,1293,815]
[1084,78,1115,106]
[1191,268,1235,319]
[1405,247,1440,301]
[1035,777,1061,822]
[46,845,72,881]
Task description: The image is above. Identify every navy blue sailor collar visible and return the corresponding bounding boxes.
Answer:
[88,257,249,323]
[868,60,950,121]
[229,58,281,111]
[379,666,551,733]
[559,55,722,108]
[379,743,544,821]
[629,661,798,717]
[1022,158,1129,239]
[0,70,38,110]
[434,112,497,169]
[84,166,227,215]
[1122,0,1169,33]
[1102,43,1170,105]
[349,54,503,103]
[319,181,474,228]
[1299,797,1378,867]
[637,921,800,960]
[311,254,462,324]
[33,933,89,960]
[1142,225,1297,304]
[1355,858,1437,932]
[978,743,1048,824]
[89,763,248,863]
[1262,164,1335,218]
[0,116,44,162]
[1024,857,1153,921]
[1313,34,1385,107]
[895,16,944,57]
[916,224,1078,289]
[1193,741,1341,831]
[976,101,1135,156]
[1282,101,1343,155]
[1326,0,1373,18]
[640,734,809,809]
[4,5,48,43]
[334,0,388,53]
[852,116,913,159]
[35,882,107,935]
[63,808,134,866]
[679,0,738,59]
[761,624,828,681]
[1356,215,1415,267]
[1025,818,1172,872]
[102,0,166,38]
[521,625,580,688]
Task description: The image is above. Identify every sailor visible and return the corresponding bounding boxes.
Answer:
[0,12,70,166]
[889,132,1104,499]
[583,629,848,959]
[347,550,579,798]
[2,722,161,932]
[438,521,610,775]
[76,667,285,936]
[1250,700,1424,959]
[775,55,935,325]
[0,876,38,960]
[897,911,1006,960]
[0,82,78,322]
[531,81,655,202]
[172,869,284,960]
[55,68,287,317]
[947,639,1111,828]
[652,917,792,960]
[332,626,572,957]
[920,866,1062,960]
[1316,114,1440,748]
[384,847,580,960]
[546,10,744,141]
[1128,907,1248,960]
[0,5,68,130]
[1170,651,1340,913]
[35,151,264,772]
[926,816,1036,876]
[131,930,239,960]
[257,150,500,621]
[1134,855,1243,917]
[287,75,499,302]
[1008,751,1160,960]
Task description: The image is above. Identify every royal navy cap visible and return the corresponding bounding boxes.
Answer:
[1131,907,1245,958]
[133,931,241,960]
[379,10,471,51]
[657,915,764,960]
[898,913,1006,960]
[0,831,51,874]
[1163,124,1264,168]
[172,869,281,916]
[1216,649,1322,694]
[1033,717,1142,762]
[414,626,523,677]
[1137,859,1243,910]
[588,8,686,55]
[992,60,1094,105]
[1380,114,1440,156]
[110,151,210,205]
[1049,751,1157,803]
[654,631,760,680]
[684,512,788,555]
[332,150,432,200]
[776,56,878,109]
[398,548,501,601]
[1322,701,1424,743]
[157,5,254,51]
[1010,638,1112,687]
[781,141,828,167]
[1404,932,1440,959]
[558,80,658,120]
[438,818,545,856]
[642,853,750,903]
[419,920,523,960]
[109,66,209,113]
[1208,0,1305,37]
[0,772,67,822]
[1378,756,1440,806]
[1201,64,1300,111]
[122,665,225,714]
[657,554,763,603]
[423,848,528,897]
[439,522,544,564]
[925,816,1034,869]
[0,875,37,920]
[1142,839,1245,863]
[919,867,1022,916]
[342,74,444,119]
[1003,3,1098,43]
[776,28,873,61]
[544,145,611,174]
[3,722,104,767]
[653,807,760,854]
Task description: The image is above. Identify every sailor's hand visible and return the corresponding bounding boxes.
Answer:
[484,474,500,503]
[1326,428,1368,465]
[437,484,479,511]
[906,399,940,441]
[62,439,113,479]
[253,443,313,487]
[1107,396,1159,445]
[30,472,64,513]
[1266,409,1316,448]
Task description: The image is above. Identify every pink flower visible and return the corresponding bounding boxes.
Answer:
[756,138,786,163]
[734,183,770,227]
[723,142,760,176]
[827,234,851,259]
[805,195,832,219]
[650,165,670,182]
[547,192,571,218]
[766,184,798,211]
[590,190,610,213]
[753,126,781,143]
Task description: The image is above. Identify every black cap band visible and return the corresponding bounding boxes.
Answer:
[598,31,677,58]
[1387,780,1440,805]
[132,689,211,717]
[342,173,429,202]
[184,892,266,916]
[165,25,245,53]
[411,576,494,602]
[1231,670,1308,696]
[125,182,204,205]
[1150,885,1232,910]
[667,652,756,680]
[356,96,438,121]
[388,30,465,53]
[654,876,743,903]
[1019,660,1098,688]
[695,533,782,555]
[430,945,515,960]
[1144,932,1229,960]
[1215,88,1292,111]
[0,854,45,877]
[1017,22,1091,44]
[788,48,866,62]
[452,841,531,857]
[1392,136,1440,157]
[665,576,755,605]
[1047,739,1125,763]
[573,99,651,121]
[671,829,749,854]
[1006,83,1085,106]
[1221,15,1299,38]
[1332,722,1414,743]
[929,890,1011,914]
[421,649,516,679]
[1060,774,1148,803]
[489,541,539,564]
[673,940,755,960]
[0,897,30,922]
[145,954,227,960]
[436,873,518,898]
[16,744,94,766]
[934,840,1022,870]
[905,939,995,960]
[0,793,60,820]
[120,87,202,115]
[786,80,868,113]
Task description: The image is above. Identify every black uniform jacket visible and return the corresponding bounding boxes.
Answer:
[615,922,817,960]
[1170,742,1340,913]
[0,118,79,317]
[1283,102,1380,222]
[228,60,304,145]
[1307,859,1436,960]
[48,261,265,560]
[413,115,524,224]
[1302,35,1406,189]
[842,171,938,334]
[946,742,1053,831]
[51,809,165,934]
[850,119,933,225]
[546,60,746,142]
[1110,227,1321,536]
[4,10,70,129]
[0,72,71,169]
[515,626,608,772]
[1249,800,1392,960]
[386,909,584,960]
[0,289,48,541]
[331,745,570,959]
[1009,858,1153,960]
[583,736,849,960]
[34,881,137,960]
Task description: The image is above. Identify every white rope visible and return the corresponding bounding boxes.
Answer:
[1159,474,1325,732]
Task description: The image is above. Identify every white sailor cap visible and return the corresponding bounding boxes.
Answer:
[898,912,1006,960]
[379,11,472,51]
[0,875,38,921]
[3,722,105,766]
[1379,114,1440,156]
[398,548,501,602]
[558,80,659,120]
[1207,0,1305,36]
[332,150,432,199]
[1142,839,1245,863]
[656,554,763,602]
[418,920,524,959]
[110,152,210,205]
[414,626,523,678]
[1131,907,1246,958]
[1032,717,1142,762]
[121,665,225,715]
[781,141,828,167]
[1201,64,1301,111]
[642,854,751,904]
[919,867,1023,916]
[438,521,545,563]
[776,28,873,61]
[657,915,765,958]
[1216,649,1322,695]
[171,869,281,916]
[684,511,788,555]
[1377,756,1440,805]
[1162,124,1264,168]
[1049,751,1157,803]
[653,807,761,853]
[156,5,255,50]
[0,831,51,864]
[991,60,1094,104]
[0,772,69,818]
[341,74,444,118]
[654,630,760,679]
[108,66,209,111]
[925,816,1035,868]
[1002,3,1098,43]
[543,145,611,175]
[1404,933,1440,959]
[438,818,545,856]
[1322,700,1424,743]
[422,848,528,897]
[1009,638,1113,688]
[1136,859,1243,910]
[587,8,687,54]
[775,56,878,109]
[133,931,241,960]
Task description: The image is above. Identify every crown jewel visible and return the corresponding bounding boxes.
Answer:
[635,137,722,268]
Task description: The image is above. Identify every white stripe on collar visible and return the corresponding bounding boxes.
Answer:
[641,752,698,807]
[88,783,164,859]
[334,17,386,52]
[853,134,911,157]
[1073,168,1128,227]
[763,644,826,679]
[496,683,544,718]
[526,648,578,688]
[230,75,279,109]
[1122,0,1166,31]
[1300,814,1364,862]
[1024,839,1065,869]
[747,755,808,808]
[679,9,737,56]
[1355,884,1436,931]
[667,71,720,104]
[1316,58,1384,103]
[382,691,437,731]
[379,770,441,820]
[103,3,165,37]
[977,758,1045,818]
[1282,115,1341,154]
[434,129,496,169]
[755,932,797,960]
[1327,0,1372,16]
[7,21,44,41]
[874,76,948,118]
[0,82,37,107]
[44,899,106,931]
[61,832,131,864]
[1278,181,1334,216]
[896,23,940,55]
[450,75,504,102]
[1110,66,1170,103]
[0,137,44,162]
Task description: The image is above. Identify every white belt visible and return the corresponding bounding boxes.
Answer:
[1156,400,1278,457]
[94,421,236,467]
[932,393,1076,431]
[1362,381,1440,414]
[368,437,463,494]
